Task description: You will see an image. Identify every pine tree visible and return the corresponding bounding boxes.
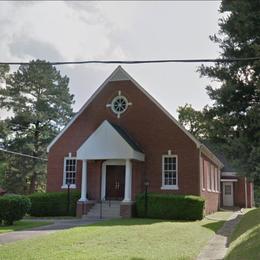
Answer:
[0,60,75,193]
[198,0,260,179]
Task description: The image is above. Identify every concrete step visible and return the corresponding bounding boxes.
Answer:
[84,202,121,219]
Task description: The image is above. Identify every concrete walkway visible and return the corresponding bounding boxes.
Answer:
[197,210,244,260]
[0,218,103,245]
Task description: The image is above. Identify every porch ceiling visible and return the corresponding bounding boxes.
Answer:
[77,120,145,161]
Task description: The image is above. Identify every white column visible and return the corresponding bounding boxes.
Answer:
[79,159,88,201]
[123,159,132,202]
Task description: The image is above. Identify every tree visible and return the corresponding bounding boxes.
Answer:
[0,64,9,79]
[0,60,75,193]
[177,104,208,139]
[197,0,260,179]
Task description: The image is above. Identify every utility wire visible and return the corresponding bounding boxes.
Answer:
[0,57,260,66]
[0,148,47,161]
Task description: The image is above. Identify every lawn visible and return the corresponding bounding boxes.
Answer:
[225,208,260,260]
[0,213,227,260]
[0,220,52,234]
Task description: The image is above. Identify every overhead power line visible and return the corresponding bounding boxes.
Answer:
[0,57,260,66]
[0,148,47,161]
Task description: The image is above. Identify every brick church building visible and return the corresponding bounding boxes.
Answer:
[46,66,254,218]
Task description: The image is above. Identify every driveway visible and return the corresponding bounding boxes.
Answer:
[0,218,103,245]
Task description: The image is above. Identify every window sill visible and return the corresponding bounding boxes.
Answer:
[207,189,220,194]
[161,185,179,190]
[61,184,76,189]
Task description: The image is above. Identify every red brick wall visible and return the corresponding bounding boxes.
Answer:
[247,182,254,207]
[47,80,200,200]
[200,154,221,214]
[234,177,254,208]
[87,161,102,200]
[234,177,246,208]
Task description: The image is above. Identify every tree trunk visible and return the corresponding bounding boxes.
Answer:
[29,121,40,194]
[29,173,37,194]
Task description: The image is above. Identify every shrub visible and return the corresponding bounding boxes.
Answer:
[0,195,31,225]
[136,193,205,220]
[28,191,81,217]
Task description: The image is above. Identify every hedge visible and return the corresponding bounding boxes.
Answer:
[0,195,31,225]
[28,191,81,217]
[136,193,205,220]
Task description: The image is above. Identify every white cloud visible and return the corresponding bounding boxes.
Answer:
[0,1,222,119]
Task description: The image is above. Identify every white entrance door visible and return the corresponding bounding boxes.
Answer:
[223,182,234,207]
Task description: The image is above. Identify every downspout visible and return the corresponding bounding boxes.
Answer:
[244,177,248,208]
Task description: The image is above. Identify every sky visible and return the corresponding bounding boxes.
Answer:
[0,1,222,119]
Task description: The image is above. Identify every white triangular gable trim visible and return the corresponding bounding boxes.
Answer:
[76,120,145,161]
[47,66,218,164]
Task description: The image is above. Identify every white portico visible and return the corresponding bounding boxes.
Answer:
[76,120,145,204]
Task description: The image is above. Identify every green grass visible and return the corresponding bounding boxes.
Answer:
[0,220,52,234]
[225,208,260,260]
[0,217,225,260]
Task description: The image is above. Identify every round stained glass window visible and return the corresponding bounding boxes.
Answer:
[111,96,128,115]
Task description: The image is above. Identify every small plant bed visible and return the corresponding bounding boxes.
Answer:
[225,208,260,260]
[0,217,226,259]
[0,220,52,234]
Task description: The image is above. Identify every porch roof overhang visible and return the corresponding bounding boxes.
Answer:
[76,120,145,161]
[221,178,238,182]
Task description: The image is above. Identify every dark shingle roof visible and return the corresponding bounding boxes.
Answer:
[110,122,143,153]
[202,140,236,172]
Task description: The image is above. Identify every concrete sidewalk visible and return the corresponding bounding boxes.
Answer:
[197,210,244,260]
[0,218,103,245]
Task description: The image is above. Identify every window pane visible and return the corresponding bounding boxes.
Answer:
[64,159,76,185]
[225,185,231,195]
[163,156,177,187]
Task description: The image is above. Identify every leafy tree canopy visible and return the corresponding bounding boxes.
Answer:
[179,0,260,180]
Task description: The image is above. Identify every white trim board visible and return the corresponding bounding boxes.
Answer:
[46,66,223,167]
[221,179,238,182]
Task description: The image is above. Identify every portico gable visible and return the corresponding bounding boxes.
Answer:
[77,120,145,161]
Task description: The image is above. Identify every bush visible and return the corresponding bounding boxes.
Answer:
[28,191,81,217]
[136,193,205,220]
[0,195,31,225]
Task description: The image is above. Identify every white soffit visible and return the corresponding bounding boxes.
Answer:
[47,66,208,154]
[76,120,145,161]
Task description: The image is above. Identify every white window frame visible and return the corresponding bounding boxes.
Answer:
[201,158,206,191]
[214,167,218,192]
[161,154,178,190]
[211,165,215,191]
[207,161,211,191]
[62,157,77,189]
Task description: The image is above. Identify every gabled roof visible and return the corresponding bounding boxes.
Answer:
[76,120,144,161]
[110,123,143,153]
[47,66,223,167]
